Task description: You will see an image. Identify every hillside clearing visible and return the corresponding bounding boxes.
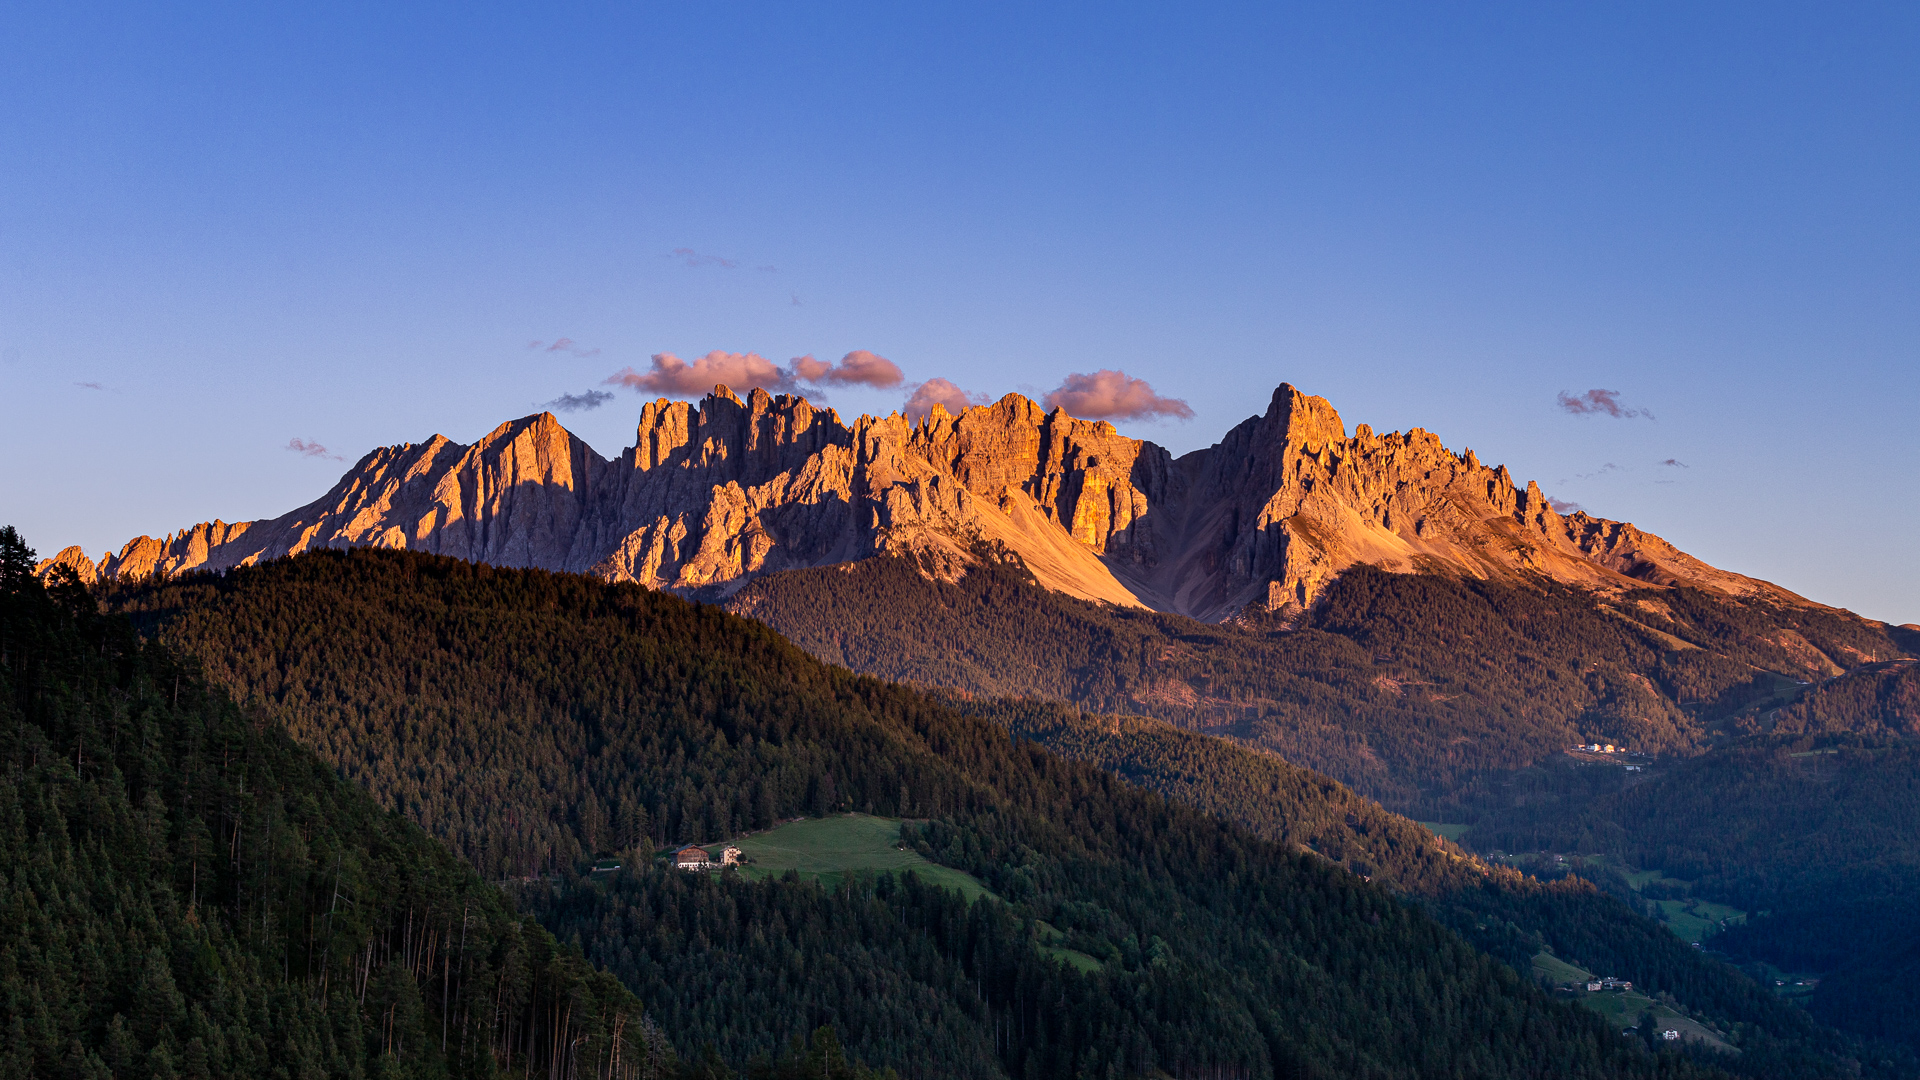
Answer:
[715,814,997,902]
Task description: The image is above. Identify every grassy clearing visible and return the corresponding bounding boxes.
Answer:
[1418,821,1472,842]
[1041,946,1104,973]
[1032,920,1107,973]
[1534,951,1735,1051]
[1602,864,1747,944]
[1654,899,1745,943]
[1622,867,1668,890]
[1574,988,1734,1052]
[716,813,997,903]
[1532,951,1592,985]
[1602,608,1700,651]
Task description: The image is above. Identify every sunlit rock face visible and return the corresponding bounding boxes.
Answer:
[43,382,1805,620]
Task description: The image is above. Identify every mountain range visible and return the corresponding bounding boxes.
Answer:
[18,380,1920,1076]
[41,382,1813,622]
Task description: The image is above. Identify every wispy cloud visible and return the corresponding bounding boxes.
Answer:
[791,350,905,389]
[1557,389,1653,419]
[1547,496,1584,514]
[1557,463,1627,484]
[74,381,106,391]
[606,351,800,397]
[791,293,803,306]
[287,437,343,461]
[543,390,615,413]
[526,337,601,358]
[903,378,989,423]
[669,248,740,270]
[1043,369,1193,422]
[1658,458,1688,468]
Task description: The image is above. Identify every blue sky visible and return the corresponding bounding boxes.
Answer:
[3,2,1915,621]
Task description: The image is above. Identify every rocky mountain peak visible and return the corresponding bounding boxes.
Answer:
[44,381,1810,620]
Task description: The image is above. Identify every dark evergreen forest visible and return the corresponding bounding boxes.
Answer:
[106,548,1785,1079]
[953,696,1915,1078]
[0,529,657,1080]
[1472,662,1920,1051]
[727,552,1908,815]
[728,552,1920,1055]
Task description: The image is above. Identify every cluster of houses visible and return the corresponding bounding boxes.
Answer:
[1571,744,1647,770]
[673,844,743,871]
[1585,977,1633,992]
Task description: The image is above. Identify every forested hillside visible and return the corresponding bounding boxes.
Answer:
[727,552,1910,814]
[952,696,1913,1077]
[110,548,1772,1079]
[725,551,1920,1058]
[0,530,649,1080]
[1474,662,1920,1052]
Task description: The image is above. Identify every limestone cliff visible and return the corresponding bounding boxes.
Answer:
[41,382,1810,620]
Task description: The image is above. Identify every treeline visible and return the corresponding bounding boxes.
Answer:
[112,548,1745,1079]
[0,528,653,1080]
[725,552,1908,813]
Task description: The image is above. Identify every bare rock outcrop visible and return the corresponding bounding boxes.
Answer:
[42,381,1811,620]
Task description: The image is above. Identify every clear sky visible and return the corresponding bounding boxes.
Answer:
[3,3,1915,622]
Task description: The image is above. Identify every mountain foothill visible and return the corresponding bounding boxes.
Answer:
[14,380,1919,1077]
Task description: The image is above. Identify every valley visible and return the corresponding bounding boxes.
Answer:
[106,545,1758,1078]
[11,382,1916,1078]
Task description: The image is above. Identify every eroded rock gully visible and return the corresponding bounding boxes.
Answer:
[41,383,1806,620]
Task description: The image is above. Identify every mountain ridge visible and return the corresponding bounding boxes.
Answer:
[43,382,1819,621]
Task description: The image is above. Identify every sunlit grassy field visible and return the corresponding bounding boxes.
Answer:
[716,813,996,902]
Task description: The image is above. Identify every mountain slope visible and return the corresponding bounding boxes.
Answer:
[0,529,646,1080]
[1472,661,1920,1050]
[725,552,1911,811]
[46,383,1807,622]
[111,548,1765,1079]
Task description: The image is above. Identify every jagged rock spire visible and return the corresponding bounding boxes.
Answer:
[43,383,1807,619]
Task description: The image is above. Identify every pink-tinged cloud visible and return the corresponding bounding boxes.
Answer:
[903,378,988,423]
[791,349,905,389]
[669,248,739,270]
[1041,369,1193,422]
[1658,458,1688,468]
[1557,389,1652,419]
[539,337,600,358]
[74,381,105,391]
[287,437,343,461]
[605,352,799,398]
[1547,496,1583,515]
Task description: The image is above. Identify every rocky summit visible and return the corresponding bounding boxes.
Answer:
[41,382,1806,620]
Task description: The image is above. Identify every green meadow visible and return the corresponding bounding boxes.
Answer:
[1531,952,1734,1052]
[714,813,997,902]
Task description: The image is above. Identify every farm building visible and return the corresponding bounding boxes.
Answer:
[674,845,712,870]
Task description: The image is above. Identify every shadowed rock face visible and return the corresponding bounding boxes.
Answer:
[39,382,1807,620]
